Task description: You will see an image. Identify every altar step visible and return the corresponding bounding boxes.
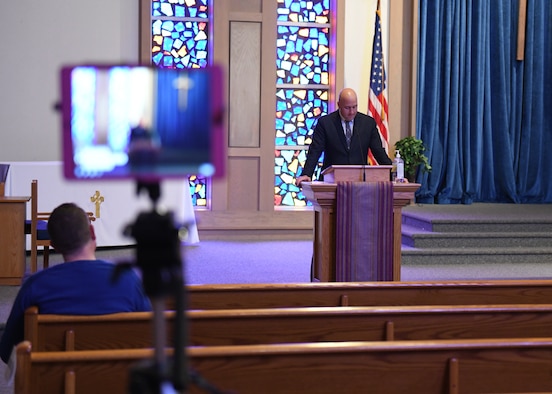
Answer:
[400,203,552,266]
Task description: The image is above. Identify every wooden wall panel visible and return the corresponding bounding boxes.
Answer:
[389,0,416,141]
[229,0,262,13]
[227,157,260,210]
[229,21,261,147]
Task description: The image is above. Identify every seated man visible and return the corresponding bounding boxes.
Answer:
[0,202,151,365]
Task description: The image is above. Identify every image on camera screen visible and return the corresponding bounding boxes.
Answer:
[60,64,225,181]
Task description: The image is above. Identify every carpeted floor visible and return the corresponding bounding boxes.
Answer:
[3,236,552,322]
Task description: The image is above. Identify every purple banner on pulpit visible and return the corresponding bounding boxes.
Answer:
[336,181,393,281]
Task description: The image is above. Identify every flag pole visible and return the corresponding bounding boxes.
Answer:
[367,0,389,164]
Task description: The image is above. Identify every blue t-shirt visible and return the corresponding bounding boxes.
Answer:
[0,260,151,363]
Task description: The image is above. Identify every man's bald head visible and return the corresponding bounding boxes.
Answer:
[338,88,358,121]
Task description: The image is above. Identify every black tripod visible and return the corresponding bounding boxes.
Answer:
[115,181,225,394]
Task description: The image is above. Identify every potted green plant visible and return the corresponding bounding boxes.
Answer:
[394,136,432,182]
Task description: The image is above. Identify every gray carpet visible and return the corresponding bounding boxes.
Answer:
[3,236,552,322]
[3,236,551,323]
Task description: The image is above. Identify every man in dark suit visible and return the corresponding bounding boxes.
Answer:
[296,88,392,186]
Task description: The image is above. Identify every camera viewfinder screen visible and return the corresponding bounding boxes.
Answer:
[60,65,225,181]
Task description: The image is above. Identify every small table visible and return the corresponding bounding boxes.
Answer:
[0,196,31,285]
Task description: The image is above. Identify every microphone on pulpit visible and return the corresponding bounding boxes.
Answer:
[357,133,366,182]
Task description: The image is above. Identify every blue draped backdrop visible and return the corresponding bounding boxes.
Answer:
[416,0,552,204]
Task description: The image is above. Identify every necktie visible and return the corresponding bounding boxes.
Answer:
[345,121,352,149]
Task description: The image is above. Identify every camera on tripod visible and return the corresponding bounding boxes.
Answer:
[59,64,227,393]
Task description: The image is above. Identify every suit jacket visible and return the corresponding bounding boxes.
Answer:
[302,110,392,178]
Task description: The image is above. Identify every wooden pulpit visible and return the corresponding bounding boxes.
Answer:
[302,165,419,282]
[322,165,393,183]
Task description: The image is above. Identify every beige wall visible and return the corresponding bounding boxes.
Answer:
[344,0,416,147]
[0,0,139,162]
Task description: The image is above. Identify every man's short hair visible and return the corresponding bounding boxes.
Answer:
[47,203,91,255]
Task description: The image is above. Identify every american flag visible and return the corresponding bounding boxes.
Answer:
[367,1,389,164]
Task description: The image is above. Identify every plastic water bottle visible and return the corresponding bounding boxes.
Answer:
[392,150,405,182]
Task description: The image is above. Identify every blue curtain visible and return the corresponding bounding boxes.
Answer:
[155,69,211,152]
[416,0,552,204]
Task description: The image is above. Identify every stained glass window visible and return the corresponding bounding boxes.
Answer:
[275,149,323,207]
[275,0,334,207]
[148,0,211,208]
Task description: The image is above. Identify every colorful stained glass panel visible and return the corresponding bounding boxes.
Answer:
[277,0,330,23]
[275,149,323,207]
[276,25,330,85]
[189,174,208,208]
[275,88,328,146]
[152,0,208,18]
[151,20,209,69]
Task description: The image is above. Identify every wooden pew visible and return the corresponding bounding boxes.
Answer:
[23,306,169,351]
[25,303,552,350]
[15,338,552,394]
[185,279,552,309]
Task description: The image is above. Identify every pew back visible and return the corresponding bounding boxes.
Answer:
[185,279,552,309]
[16,338,552,394]
[24,306,172,352]
[25,304,552,350]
